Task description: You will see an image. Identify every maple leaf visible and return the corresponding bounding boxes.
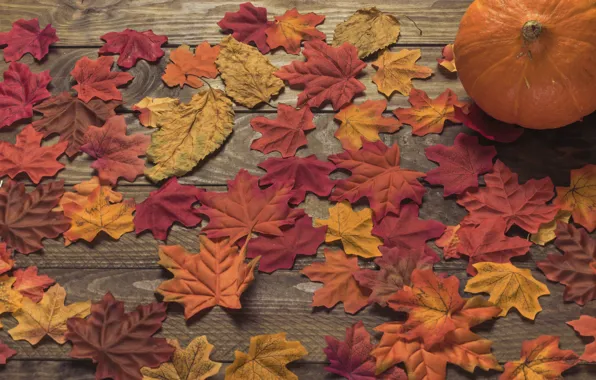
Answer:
[531,210,572,246]
[501,336,578,380]
[0,276,22,327]
[265,8,325,54]
[457,160,558,234]
[333,8,400,59]
[567,315,596,362]
[66,292,174,380]
[354,246,438,307]
[157,235,259,318]
[0,341,16,364]
[275,40,366,111]
[80,115,150,185]
[198,169,302,244]
[454,104,524,143]
[0,62,51,128]
[141,336,222,380]
[32,92,119,157]
[329,140,426,223]
[0,125,67,184]
[554,164,596,232]
[250,104,315,158]
[246,215,325,273]
[12,266,55,303]
[134,177,203,241]
[71,56,133,103]
[0,18,58,61]
[133,97,179,128]
[99,29,167,69]
[301,249,370,314]
[436,225,461,259]
[56,176,122,211]
[0,243,14,275]
[162,42,220,88]
[334,100,401,150]
[0,180,69,254]
[437,44,456,73]
[8,284,90,345]
[216,35,284,108]
[315,201,382,258]
[258,155,335,204]
[537,222,596,305]
[217,2,273,54]
[371,49,433,97]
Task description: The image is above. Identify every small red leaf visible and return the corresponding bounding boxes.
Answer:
[99,29,167,69]
[217,2,273,54]
[0,341,16,364]
[0,243,14,275]
[12,266,55,303]
[0,18,58,62]
[71,56,133,103]
[455,104,524,143]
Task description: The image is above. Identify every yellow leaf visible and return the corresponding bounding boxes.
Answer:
[55,176,122,211]
[465,262,550,320]
[225,332,307,380]
[141,336,222,380]
[530,210,572,246]
[8,284,90,345]
[133,97,180,128]
[216,36,284,108]
[138,88,235,182]
[372,49,433,97]
[332,7,400,59]
[554,164,596,232]
[315,201,382,258]
[0,275,22,327]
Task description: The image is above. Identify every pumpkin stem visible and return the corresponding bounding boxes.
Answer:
[522,21,543,42]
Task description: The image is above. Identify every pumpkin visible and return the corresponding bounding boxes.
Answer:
[454,0,596,129]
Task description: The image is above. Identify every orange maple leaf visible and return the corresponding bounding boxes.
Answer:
[265,8,325,54]
[162,42,220,88]
[554,164,596,232]
[371,49,433,97]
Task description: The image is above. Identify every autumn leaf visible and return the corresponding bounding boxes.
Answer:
[133,97,179,128]
[424,133,496,196]
[66,292,174,380]
[0,243,14,275]
[315,201,382,258]
[0,125,67,184]
[141,336,222,380]
[32,92,119,157]
[372,49,433,97]
[226,332,307,380]
[436,225,461,259]
[454,104,524,143]
[554,164,596,232]
[217,2,273,54]
[162,42,220,88]
[139,88,234,182]
[275,40,366,111]
[567,315,596,362]
[458,160,558,234]
[0,180,69,254]
[0,276,22,327]
[216,35,284,108]
[0,341,16,364]
[437,44,456,73]
[250,104,315,158]
[265,8,325,54]
[56,176,122,211]
[0,62,51,128]
[99,29,167,69]
[334,100,401,150]
[332,8,400,58]
[501,336,578,380]
[71,56,133,103]
[12,266,54,302]
[0,18,58,61]
[330,140,426,223]
[156,235,259,318]
[531,210,571,246]
[134,177,203,241]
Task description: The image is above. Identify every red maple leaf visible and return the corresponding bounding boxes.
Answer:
[80,115,150,185]
[71,56,133,103]
[0,243,14,275]
[217,2,273,54]
[258,155,335,204]
[0,341,16,364]
[12,266,55,303]
[568,315,596,362]
[454,104,524,143]
[425,133,497,196]
[246,214,326,273]
[537,222,596,305]
[457,160,558,234]
[134,177,204,241]
[330,140,426,223]
[0,125,67,184]
[250,104,315,158]
[275,40,366,110]
[99,29,167,69]
[0,62,51,128]
[0,18,58,62]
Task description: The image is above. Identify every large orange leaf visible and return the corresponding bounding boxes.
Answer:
[56,176,122,211]
[265,8,325,54]
[371,49,433,97]
[162,42,220,88]
[554,164,596,232]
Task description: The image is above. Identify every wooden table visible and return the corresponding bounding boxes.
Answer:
[0,0,595,378]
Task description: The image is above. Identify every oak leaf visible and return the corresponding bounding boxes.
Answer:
[0,243,14,275]
[217,2,273,54]
[133,97,179,128]
[554,164,596,232]
[567,315,596,362]
[0,125,67,184]
[531,210,572,246]
[0,18,58,62]
[275,40,366,111]
[437,44,456,73]
[66,292,174,380]
[216,35,283,108]
[0,341,16,364]
[333,8,400,59]
[226,332,307,380]
[454,104,524,143]
[156,235,259,318]
[0,276,22,327]
[436,225,461,259]
[301,249,370,314]
[162,42,220,88]
[334,100,401,150]
[12,266,54,303]
[329,140,426,223]
[71,56,133,103]
[99,29,167,69]
[266,8,325,54]
[372,49,433,97]
[56,176,122,211]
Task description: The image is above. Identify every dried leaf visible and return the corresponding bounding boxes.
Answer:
[567,315,596,362]
[99,29,167,69]
[133,97,179,128]
[217,2,273,54]
[555,164,596,232]
[0,243,14,275]
[437,44,456,73]
[12,266,54,303]
[436,225,461,259]
[266,8,325,54]
[162,42,220,88]
[0,276,22,327]
[0,18,58,61]
[454,104,524,143]
[71,56,133,103]
[531,210,572,246]
[372,49,433,97]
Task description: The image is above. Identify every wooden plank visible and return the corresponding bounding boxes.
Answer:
[0,0,472,46]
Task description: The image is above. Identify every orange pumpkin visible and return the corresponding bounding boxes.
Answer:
[454,0,596,129]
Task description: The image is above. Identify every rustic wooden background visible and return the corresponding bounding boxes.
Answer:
[0,0,595,378]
